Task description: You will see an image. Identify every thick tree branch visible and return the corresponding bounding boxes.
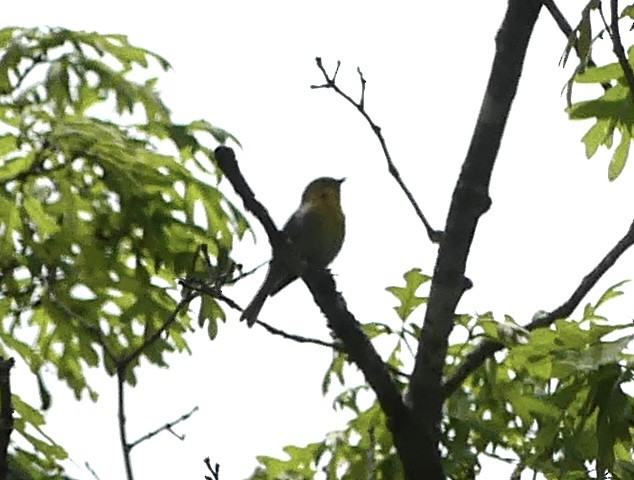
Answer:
[444,216,634,396]
[407,0,543,470]
[0,357,14,480]
[214,145,408,454]
[311,61,442,244]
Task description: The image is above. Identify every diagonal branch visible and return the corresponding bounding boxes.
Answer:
[542,0,612,91]
[214,145,408,438]
[179,276,409,378]
[311,60,442,244]
[129,406,199,450]
[119,294,195,367]
[444,216,634,397]
[408,0,543,456]
[609,0,634,99]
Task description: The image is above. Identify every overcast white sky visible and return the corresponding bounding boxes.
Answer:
[6,1,634,479]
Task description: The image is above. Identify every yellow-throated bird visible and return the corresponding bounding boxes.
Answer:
[241,177,346,326]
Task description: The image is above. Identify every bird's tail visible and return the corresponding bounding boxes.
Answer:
[241,284,269,327]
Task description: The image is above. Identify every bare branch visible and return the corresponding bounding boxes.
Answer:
[214,145,408,445]
[444,216,634,397]
[407,1,543,475]
[117,368,134,480]
[543,0,574,39]
[215,147,282,249]
[85,462,102,480]
[178,277,338,347]
[311,59,442,244]
[0,357,15,480]
[204,458,220,480]
[129,406,199,450]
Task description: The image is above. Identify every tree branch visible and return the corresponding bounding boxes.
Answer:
[311,60,442,244]
[542,0,611,91]
[177,277,408,378]
[407,0,543,473]
[444,216,634,396]
[214,145,408,447]
[0,357,14,480]
[114,292,196,480]
[129,406,199,450]
[609,0,634,99]
[203,458,220,480]
[117,367,134,480]
[119,293,195,367]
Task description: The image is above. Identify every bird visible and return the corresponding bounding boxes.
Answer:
[241,177,346,327]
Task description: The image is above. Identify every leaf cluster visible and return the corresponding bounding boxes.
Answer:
[252,269,634,479]
[565,1,634,180]
[0,27,244,477]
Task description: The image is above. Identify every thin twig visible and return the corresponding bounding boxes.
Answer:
[115,292,196,480]
[444,216,634,397]
[311,58,442,244]
[542,0,612,91]
[129,406,199,450]
[119,293,196,367]
[178,278,409,378]
[609,0,634,100]
[85,462,102,480]
[0,357,14,480]
[117,367,134,480]
[204,458,220,480]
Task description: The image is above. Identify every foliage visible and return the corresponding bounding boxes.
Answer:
[0,26,244,477]
[565,1,634,180]
[251,274,634,479]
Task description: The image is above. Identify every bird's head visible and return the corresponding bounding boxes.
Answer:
[301,177,345,208]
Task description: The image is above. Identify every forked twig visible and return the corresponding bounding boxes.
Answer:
[311,58,442,244]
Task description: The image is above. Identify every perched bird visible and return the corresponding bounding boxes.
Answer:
[241,177,346,326]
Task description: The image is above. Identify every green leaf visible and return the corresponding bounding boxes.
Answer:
[45,59,72,114]
[581,119,613,158]
[0,154,34,182]
[322,353,346,395]
[577,11,592,65]
[567,84,629,120]
[576,62,624,84]
[23,197,61,238]
[622,4,634,19]
[0,27,18,49]
[386,268,431,321]
[608,127,630,181]
[595,280,629,309]
[0,133,17,157]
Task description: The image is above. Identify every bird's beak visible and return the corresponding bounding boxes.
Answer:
[337,177,346,184]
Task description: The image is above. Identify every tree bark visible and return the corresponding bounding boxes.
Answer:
[401,1,543,478]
